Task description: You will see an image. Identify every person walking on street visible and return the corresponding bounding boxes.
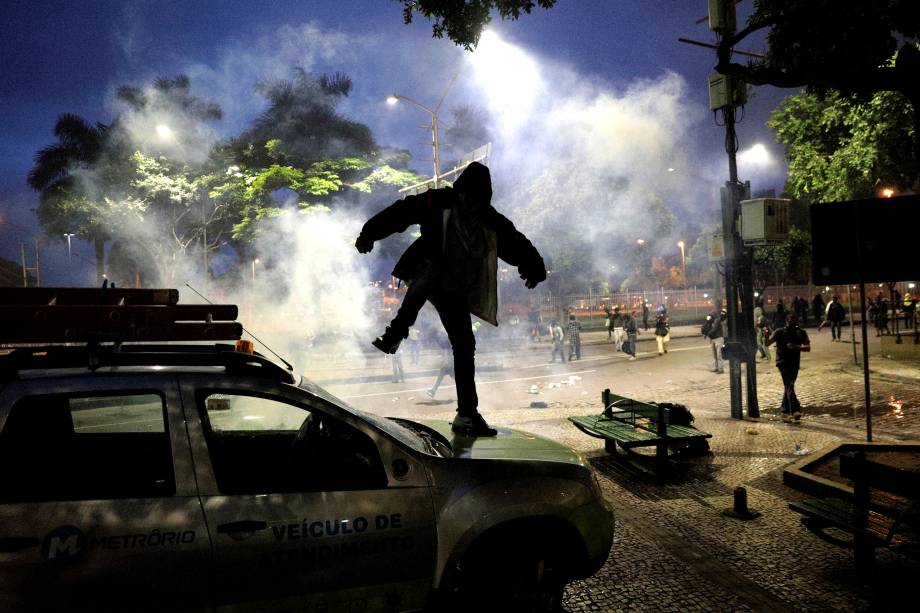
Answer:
[702,308,726,373]
[611,306,626,351]
[642,301,650,331]
[406,327,422,365]
[904,292,916,329]
[773,300,787,330]
[756,312,771,361]
[603,304,613,341]
[812,294,825,326]
[826,296,846,341]
[766,313,811,422]
[624,310,639,360]
[567,314,582,361]
[549,320,565,363]
[654,307,671,356]
[355,162,546,437]
[390,346,406,383]
[427,334,454,400]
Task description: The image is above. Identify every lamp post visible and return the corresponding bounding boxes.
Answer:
[387,94,442,188]
[677,240,686,279]
[64,233,75,261]
[251,258,259,282]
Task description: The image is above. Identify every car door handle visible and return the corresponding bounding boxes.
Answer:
[216,520,268,534]
[0,537,40,552]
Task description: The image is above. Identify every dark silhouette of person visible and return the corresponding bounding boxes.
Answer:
[355,162,546,436]
[766,313,810,422]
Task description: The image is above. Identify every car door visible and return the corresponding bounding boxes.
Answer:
[0,375,210,612]
[180,375,437,612]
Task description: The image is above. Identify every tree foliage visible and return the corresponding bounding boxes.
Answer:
[397,0,557,49]
[768,89,917,202]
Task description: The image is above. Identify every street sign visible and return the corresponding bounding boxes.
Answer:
[708,234,725,261]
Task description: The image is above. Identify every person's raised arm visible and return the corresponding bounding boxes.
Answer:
[487,209,546,289]
[355,193,427,253]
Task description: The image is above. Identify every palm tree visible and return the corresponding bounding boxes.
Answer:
[28,113,110,283]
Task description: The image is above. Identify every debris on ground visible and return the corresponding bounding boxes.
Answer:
[529,401,548,408]
[746,428,759,435]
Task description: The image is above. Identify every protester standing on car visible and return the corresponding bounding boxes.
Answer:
[356,162,546,436]
[767,313,811,422]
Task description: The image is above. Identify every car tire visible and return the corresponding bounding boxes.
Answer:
[452,535,566,613]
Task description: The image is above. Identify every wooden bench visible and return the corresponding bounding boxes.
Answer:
[789,451,920,570]
[568,389,712,475]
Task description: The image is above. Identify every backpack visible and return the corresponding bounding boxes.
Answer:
[700,319,713,337]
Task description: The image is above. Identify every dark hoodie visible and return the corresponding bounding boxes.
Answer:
[358,162,545,325]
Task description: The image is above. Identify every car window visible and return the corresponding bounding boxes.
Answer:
[198,392,387,494]
[0,393,175,503]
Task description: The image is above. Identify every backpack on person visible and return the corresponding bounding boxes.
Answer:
[701,318,713,337]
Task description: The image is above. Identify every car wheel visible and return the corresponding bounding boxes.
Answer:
[455,538,565,613]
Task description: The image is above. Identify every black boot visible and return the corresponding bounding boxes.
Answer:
[372,326,407,354]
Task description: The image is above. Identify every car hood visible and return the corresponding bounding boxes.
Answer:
[408,419,588,466]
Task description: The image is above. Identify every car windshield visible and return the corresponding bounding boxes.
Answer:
[297,376,437,455]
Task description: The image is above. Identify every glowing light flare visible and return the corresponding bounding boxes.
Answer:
[469,30,543,130]
[386,95,399,105]
[155,124,174,140]
[881,187,895,198]
[739,143,770,166]
[885,396,905,419]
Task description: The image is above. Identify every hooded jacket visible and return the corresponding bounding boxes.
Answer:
[358,162,545,325]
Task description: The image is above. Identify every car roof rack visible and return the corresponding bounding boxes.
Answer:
[0,287,242,343]
[0,344,296,383]
[0,287,294,382]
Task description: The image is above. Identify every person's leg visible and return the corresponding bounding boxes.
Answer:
[576,337,582,359]
[377,261,438,352]
[429,367,447,397]
[430,291,486,430]
[779,366,801,416]
[657,335,664,355]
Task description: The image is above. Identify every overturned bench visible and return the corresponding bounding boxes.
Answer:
[569,389,712,476]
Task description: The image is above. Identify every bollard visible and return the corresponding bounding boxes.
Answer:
[722,486,761,520]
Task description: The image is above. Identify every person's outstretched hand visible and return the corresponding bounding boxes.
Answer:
[355,235,374,254]
[520,265,547,289]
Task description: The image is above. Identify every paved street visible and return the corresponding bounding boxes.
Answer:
[308,324,920,612]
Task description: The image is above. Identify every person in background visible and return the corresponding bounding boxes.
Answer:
[766,313,811,423]
[773,299,788,330]
[876,295,891,335]
[826,295,846,341]
[611,306,626,352]
[642,301,650,331]
[654,307,671,357]
[549,319,565,363]
[603,304,613,341]
[903,292,915,329]
[406,327,422,366]
[754,300,771,361]
[390,346,405,383]
[812,293,825,326]
[567,314,582,361]
[427,334,454,400]
[702,308,726,373]
[624,309,639,361]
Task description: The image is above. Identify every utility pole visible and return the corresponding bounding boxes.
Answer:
[709,0,759,419]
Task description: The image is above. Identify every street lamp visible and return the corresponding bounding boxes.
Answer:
[677,240,686,279]
[63,233,75,261]
[251,258,259,282]
[387,93,443,188]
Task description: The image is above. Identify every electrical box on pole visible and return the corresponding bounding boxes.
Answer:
[709,72,748,110]
[740,198,792,244]
[708,0,737,32]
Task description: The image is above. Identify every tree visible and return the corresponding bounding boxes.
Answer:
[397,0,557,49]
[750,227,812,294]
[27,114,114,282]
[768,89,917,202]
[717,1,920,155]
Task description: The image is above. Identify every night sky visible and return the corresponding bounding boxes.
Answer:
[0,0,792,285]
